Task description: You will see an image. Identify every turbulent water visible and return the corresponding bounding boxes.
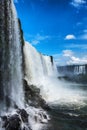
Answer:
[24,42,87,107]
[24,42,87,130]
[0,0,24,113]
[0,1,49,130]
[46,83,87,130]
[24,41,57,84]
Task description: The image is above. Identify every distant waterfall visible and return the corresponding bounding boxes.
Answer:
[74,65,86,75]
[57,65,87,76]
[0,0,24,112]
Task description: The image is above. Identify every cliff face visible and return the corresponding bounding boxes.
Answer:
[0,0,24,110]
[57,65,87,83]
[0,0,11,102]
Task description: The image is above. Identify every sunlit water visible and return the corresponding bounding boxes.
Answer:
[24,42,87,130]
[46,83,87,130]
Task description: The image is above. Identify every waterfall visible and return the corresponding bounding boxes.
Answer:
[24,41,56,86]
[0,0,87,129]
[57,65,87,77]
[0,2,49,130]
[74,65,86,75]
[0,0,24,113]
[24,42,87,107]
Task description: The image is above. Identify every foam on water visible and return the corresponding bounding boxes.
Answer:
[0,106,49,130]
[26,106,50,130]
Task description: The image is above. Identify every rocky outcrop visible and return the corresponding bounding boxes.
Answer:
[24,79,50,110]
[50,56,53,65]
[1,109,30,130]
[1,107,49,130]
[0,0,11,102]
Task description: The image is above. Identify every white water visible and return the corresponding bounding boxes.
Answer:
[26,106,50,130]
[0,0,87,129]
[10,0,24,108]
[24,41,57,84]
[74,65,86,75]
[24,42,87,107]
[0,0,24,112]
[0,1,49,130]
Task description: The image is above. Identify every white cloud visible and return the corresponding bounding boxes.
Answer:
[63,50,73,57]
[53,50,87,65]
[70,0,86,8]
[67,56,87,65]
[53,53,69,65]
[65,34,76,40]
[35,33,50,41]
[30,33,50,45]
[63,50,87,65]
[65,30,87,40]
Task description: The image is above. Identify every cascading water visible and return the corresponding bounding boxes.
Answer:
[24,42,87,107]
[0,0,87,130]
[74,65,86,75]
[0,1,49,130]
[24,41,56,85]
[0,0,24,113]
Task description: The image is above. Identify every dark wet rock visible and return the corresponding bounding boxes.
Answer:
[18,18,25,81]
[34,113,48,124]
[17,109,29,123]
[1,116,8,128]
[43,113,47,119]
[24,79,51,110]
[50,56,53,65]
[1,109,31,130]
[39,113,48,120]
[2,114,21,130]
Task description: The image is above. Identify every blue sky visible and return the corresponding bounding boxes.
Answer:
[14,0,87,65]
